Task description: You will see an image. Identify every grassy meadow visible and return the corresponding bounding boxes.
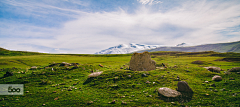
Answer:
[0,51,240,106]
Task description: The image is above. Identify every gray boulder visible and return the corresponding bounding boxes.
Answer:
[204,67,221,73]
[177,81,193,92]
[158,87,181,98]
[212,75,222,81]
[228,67,240,72]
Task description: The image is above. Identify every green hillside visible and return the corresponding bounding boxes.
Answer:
[0,51,240,106]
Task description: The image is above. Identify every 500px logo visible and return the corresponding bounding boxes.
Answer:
[0,84,24,95]
[8,86,21,93]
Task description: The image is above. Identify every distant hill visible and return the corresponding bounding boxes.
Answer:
[137,41,240,53]
[0,47,45,56]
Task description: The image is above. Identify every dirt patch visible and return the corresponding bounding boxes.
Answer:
[215,58,240,62]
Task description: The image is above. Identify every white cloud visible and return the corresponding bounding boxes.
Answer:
[137,0,162,5]
[0,0,240,54]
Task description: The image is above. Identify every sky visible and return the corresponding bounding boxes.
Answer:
[0,0,240,54]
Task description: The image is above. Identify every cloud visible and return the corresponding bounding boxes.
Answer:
[0,0,240,54]
[137,0,162,5]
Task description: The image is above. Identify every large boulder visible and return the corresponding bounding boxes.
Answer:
[88,71,103,78]
[204,67,221,73]
[158,87,181,98]
[212,75,222,81]
[177,81,193,93]
[228,67,240,72]
[129,51,156,71]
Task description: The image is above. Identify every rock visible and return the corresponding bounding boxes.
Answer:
[204,67,221,73]
[212,75,222,81]
[68,89,72,91]
[60,62,71,66]
[99,64,103,67]
[30,66,37,70]
[4,71,13,77]
[127,75,131,78]
[109,100,116,104]
[88,71,103,78]
[120,67,123,69]
[229,77,235,80]
[177,81,193,92]
[142,73,147,77]
[228,67,240,72]
[42,104,46,106]
[129,51,156,71]
[146,81,151,84]
[87,101,93,104]
[158,87,181,98]
[121,101,127,105]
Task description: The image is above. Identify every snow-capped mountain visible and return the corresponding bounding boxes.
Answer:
[95,43,163,54]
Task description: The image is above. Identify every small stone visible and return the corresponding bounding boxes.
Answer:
[121,101,127,105]
[148,95,152,97]
[171,102,176,105]
[214,89,218,92]
[212,75,222,81]
[205,81,209,83]
[57,87,60,89]
[127,75,131,78]
[16,99,19,101]
[121,96,125,98]
[42,104,45,106]
[99,64,103,67]
[120,67,123,69]
[142,73,147,77]
[131,95,135,97]
[167,72,170,73]
[146,81,151,84]
[87,101,93,104]
[205,93,209,96]
[229,77,235,80]
[153,82,156,84]
[109,100,116,104]
[68,89,72,91]
[26,91,29,93]
[54,97,59,100]
[75,88,77,90]
[52,91,57,93]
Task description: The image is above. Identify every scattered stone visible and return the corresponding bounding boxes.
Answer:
[99,64,104,67]
[204,67,221,73]
[148,95,152,97]
[212,75,222,81]
[146,81,151,84]
[171,102,176,105]
[87,101,93,105]
[228,67,240,72]
[142,73,147,77]
[42,104,46,106]
[205,81,209,83]
[153,82,156,84]
[129,51,156,71]
[68,89,72,91]
[158,87,181,97]
[108,100,116,104]
[127,75,131,78]
[121,101,127,105]
[237,72,240,74]
[26,91,29,93]
[229,77,235,80]
[88,71,103,78]
[131,95,135,97]
[205,93,209,96]
[177,81,193,92]
[30,66,37,70]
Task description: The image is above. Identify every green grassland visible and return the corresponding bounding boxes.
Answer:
[0,51,240,106]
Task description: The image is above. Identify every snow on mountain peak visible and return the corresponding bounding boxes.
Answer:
[95,43,161,54]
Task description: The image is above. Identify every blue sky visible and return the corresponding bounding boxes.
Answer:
[0,0,240,54]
